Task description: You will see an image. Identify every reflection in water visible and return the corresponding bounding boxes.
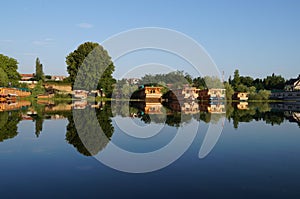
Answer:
[0,110,22,142]
[0,101,299,154]
[66,102,114,156]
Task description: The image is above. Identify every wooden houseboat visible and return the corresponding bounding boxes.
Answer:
[197,88,225,101]
[0,87,31,99]
[72,90,88,99]
[270,91,300,101]
[164,87,199,101]
[166,100,199,114]
[131,86,163,102]
[199,102,225,114]
[233,92,249,101]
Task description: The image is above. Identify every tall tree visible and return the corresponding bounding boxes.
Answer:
[0,54,21,86]
[35,57,44,81]
[231,69,240,90]
[263,73,285,90]
[0,68,9,86]
[66,42,116,97]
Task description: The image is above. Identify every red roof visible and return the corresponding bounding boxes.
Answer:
[21,74,34,77]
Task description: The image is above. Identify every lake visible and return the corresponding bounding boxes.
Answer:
[0,100,300,198]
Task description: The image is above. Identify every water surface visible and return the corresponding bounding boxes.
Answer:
[0,101,299,198]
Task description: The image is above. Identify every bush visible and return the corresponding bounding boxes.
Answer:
[31,80,45,97]
[249,89,270,100]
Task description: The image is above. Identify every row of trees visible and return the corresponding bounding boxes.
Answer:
[0,54,21,87]
[229,69,286,91]
[65,42,116,97]
[0,54,45,87]
[1,42,295,100]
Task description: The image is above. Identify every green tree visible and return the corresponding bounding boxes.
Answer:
[184,73,193,84]
[193,77,206,89]
[66,104,114,156]
[66,42,116,97]
[0,68,9,86]
[203,76,223,88]
[263,73,285,90]
[240,76,254,87]
[0,111,22,142]
[253,78,264,90]
[31,80,45,97]
[224,82,234,100]
[0,54,21,86]
[231,69,240,90]
[35,57,44,81]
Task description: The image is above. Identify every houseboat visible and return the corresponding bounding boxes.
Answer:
[0,87,31,98]
[0,100,31,112]
[285,75,300,91]
[270,91,300,101]
[234,102,249,110]
[271,74,300,101]
[131,86,163,102]
[166,100,199,114]
[199,102,226,114]
[197,88,225,101]
[164,87,199,101]
[72,90,88,99]
[233,92,249,101]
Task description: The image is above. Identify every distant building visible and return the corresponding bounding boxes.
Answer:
[124,78,140,85]
[285,75,300,91]
[199,102,226,113]
[20,73,34,81]
[144,102,163,114]
[165,87,199,101]
[233,92,249,101]
[51,75,67,81]
[131,86,163,102]
[167,101,199,114]
[197,88,225,101]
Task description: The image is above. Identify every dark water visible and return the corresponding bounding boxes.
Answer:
[0,101,300,198]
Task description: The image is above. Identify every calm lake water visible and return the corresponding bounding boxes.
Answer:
[0,100,300,198]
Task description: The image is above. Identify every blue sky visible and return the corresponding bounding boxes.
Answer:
[0,0,299,79]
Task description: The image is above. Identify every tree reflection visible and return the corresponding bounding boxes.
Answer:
[66,102,114,156]
[0,111,22,142]
[226,103,288,129]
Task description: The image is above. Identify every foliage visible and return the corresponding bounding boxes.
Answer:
[45,75,52,80]
[203,76,224,88]
[31,80,46,97]
[224,82,234,100]
[231,69,240,90]
[192,76,223,89]
[140,71,190,89]
[249,89,271,100]
[0,67,9,86]
[240,76,254,87]
[54,92,72,98]
[0,54,21,86]
[66,42,116,97]
[192,77,206,89]
[229,69,286,92]
[66,104,114,156]
[263,73,285,90]
[0,111,22,142]
[35,57,44,81]
[31,101,45,137]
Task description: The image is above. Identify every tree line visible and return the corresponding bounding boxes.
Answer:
[1,42,298,100]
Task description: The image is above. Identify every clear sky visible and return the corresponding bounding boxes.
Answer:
[0,0,299,79]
